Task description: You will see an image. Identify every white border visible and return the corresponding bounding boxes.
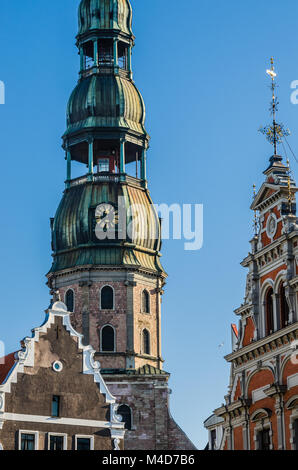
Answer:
[47,432,68,450]
[18,430,39,450]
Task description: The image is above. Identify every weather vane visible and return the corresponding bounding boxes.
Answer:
[259,58,290,154]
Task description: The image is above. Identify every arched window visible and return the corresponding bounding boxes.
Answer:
[101,286,114,310]
[101,325,115,352]
[265,288,274,335]
[65,289,74,313]
[117,405,132,431]
[142,329,150,355]
[142,290,150,313]
[279,283,289,329]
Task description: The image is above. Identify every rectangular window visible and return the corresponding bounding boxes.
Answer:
[20,433,36,451]
[49,435,64,451]
[258,428,271,450]
[77,438,91,450]
[52,395,60,418]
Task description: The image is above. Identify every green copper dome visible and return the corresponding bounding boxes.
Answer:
[50,182,164,274]
[65,74,147,138]
[78,0,133,36]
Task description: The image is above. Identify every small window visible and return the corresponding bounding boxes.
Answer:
[76,437,93,451]
[52,395,60,418]
[117,405,132,431]
[20,433,36,451]
[98,158,110,173]
[101,325,115,352]
[101,286,114,310]
[210,429,216,450]
[49,435,64,451]
[142,329,150,355]
[279,283,289,329]
[142,290,150,313]
[65,289,74,313]
[258,428,271,450]
[265,288,274,335]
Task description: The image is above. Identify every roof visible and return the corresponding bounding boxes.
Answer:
[204,414,224,428]
[0,352,17,385]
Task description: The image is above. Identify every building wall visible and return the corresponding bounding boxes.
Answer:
[0,316,119,450]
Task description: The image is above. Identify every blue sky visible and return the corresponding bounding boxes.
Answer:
[1,0,298,449]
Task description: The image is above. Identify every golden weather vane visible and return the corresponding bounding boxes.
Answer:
[259,58,290,154]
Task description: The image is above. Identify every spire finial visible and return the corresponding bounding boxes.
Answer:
[259,58,290,155]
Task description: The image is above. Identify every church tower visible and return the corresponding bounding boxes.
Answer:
[47,0,195,450]
[205,60,298,450]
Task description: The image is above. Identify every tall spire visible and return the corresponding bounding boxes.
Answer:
[259,58,290,157]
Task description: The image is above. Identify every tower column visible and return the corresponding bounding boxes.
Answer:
[141,148,147,188]
[88,138,94,182]
[113,38,118,69]
[127,46,132,74]
[94,39,98,66]
[120,139,126,178]
[66,150,72,189]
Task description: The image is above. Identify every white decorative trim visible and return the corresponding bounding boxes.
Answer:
[266,212,278,241]
[75,435,94,450]
[0,302,125,443]
[288,373,298,389]
[18,430,39,450]
[3,412,119,429]
[47,432,68,450]
[252,385,270,403]
[52,361,63,373]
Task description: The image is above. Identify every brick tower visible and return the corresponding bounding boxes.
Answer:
[205,60,298,450]
[47,0,195,450]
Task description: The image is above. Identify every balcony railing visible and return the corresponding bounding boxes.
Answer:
[68,172,144,189]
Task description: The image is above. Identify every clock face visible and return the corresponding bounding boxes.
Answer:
[95,203,118,235]
[266,214,277,239]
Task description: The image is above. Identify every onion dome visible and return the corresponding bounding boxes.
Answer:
[65,74,147,139]
[50,182,164,275]
[78,0,133,37]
